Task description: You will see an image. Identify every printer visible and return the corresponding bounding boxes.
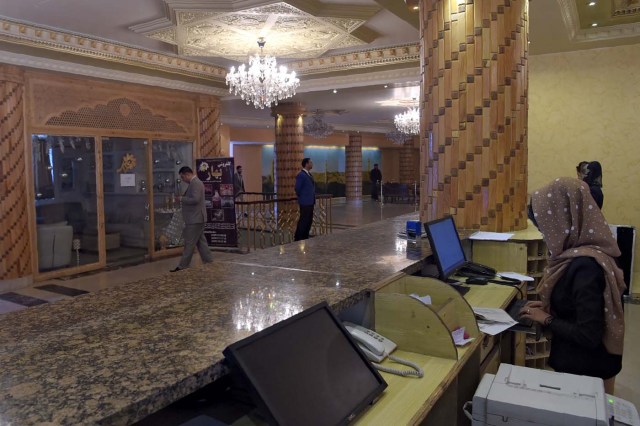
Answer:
[470,364,640,426]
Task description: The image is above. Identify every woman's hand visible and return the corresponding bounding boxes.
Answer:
[519,304,551,325]
[525,300,544,309]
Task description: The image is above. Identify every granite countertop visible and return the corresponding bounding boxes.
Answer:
[0,213,432,425]
[232,213,431,279]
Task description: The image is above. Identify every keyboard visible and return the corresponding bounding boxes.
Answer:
[507,299,533,328]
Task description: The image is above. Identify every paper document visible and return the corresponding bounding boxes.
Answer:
[409,293,432,305]
[472,307,518,336]
[469,231,514,241]
[498,272,534,282]
[452,327,474,346]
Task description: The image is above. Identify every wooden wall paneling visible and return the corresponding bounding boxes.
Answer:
[0,66,31,280]
[197,95,221,158]
[421,0,528,231]
[346,133,363,199]
[24,70,197,141]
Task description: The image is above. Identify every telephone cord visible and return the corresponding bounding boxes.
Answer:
[373,355,424,378]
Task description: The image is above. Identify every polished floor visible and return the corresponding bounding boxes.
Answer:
[1,198,638,407]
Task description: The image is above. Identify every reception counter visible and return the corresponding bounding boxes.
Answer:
[0,213,518,425]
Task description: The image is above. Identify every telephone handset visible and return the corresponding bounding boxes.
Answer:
[343,322,424,378]
[343,322,397,363]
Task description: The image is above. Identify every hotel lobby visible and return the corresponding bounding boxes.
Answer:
[1,0,639,424]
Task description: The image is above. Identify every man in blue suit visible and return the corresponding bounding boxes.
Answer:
[294,158,315,241]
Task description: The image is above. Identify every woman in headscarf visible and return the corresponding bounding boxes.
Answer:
[576,160,589,180]
[521,177,625,393]
[583,161,604,209]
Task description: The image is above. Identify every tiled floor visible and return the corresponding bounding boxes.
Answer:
[1,199,638,405]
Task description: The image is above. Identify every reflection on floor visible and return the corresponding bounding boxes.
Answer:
[1,199,638,405]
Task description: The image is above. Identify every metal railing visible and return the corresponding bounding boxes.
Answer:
[235,193,333,252]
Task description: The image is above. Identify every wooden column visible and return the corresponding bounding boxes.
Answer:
[198,95,222,158]
[346,133,363,200]
[399,136,417,184]
[420,0,529,231]
[0,65,31,280]
[272,102,305,199]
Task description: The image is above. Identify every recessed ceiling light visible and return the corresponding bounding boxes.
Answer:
[384,85,388,88]
[588,1,596,5]
[332,89,338,94]
[592,22,598,27]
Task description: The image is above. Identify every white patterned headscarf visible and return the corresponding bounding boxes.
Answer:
[531,177,626,355]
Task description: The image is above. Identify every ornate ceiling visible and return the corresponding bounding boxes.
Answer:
[132,2,380,61]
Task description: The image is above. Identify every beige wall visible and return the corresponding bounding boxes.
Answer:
[529,43,640,285]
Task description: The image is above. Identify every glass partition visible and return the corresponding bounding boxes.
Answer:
[151,140,193,252]
[33,135,98,272]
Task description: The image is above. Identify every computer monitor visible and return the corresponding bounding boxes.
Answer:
[223,302,387,426]
[424,216,467,280]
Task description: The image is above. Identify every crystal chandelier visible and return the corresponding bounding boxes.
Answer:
[385,130,411,145]
[394,107,420,135]
[225,38,300,109]
[304,111,334,138]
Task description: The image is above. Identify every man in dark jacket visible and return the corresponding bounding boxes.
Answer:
[370,163,382,201]
[294,158,315,241]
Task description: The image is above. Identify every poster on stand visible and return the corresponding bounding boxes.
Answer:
[196,157,237,248]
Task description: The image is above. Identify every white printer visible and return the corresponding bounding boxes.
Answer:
[470,364,640,426]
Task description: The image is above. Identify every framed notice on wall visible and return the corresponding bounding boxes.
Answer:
[196,157,237,248]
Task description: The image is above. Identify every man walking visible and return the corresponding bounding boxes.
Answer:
[370,163,382,201]
[233,165,245,198]
[171,166,213,272]
[294,158,316,241]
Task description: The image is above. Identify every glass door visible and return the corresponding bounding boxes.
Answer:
[151,140,193,254]
[32,135,99,273]
[102,137,150,266]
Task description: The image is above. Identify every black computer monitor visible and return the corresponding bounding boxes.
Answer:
[223,302,387,426]
[424,216,467,280]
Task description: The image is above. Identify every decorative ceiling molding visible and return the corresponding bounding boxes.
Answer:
[0,50,229,96]
[293,66,420,93]
[161,0,381,19]
[0,17,228,81]
[557,0,640,42]
[132,2,379,60]
[612,0,640,17]
[1,16,417,80]
[287,43,420,76]
[220,113,393,134]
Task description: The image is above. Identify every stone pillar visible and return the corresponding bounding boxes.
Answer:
[345,133,363,200]
[271,102,305,199]
[399,136,417,184]
[198,95,222,158]
[0,65,31,280]
[420,0,529,231]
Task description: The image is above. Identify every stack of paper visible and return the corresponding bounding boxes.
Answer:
[472,307,518,335]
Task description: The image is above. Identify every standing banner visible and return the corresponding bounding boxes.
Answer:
[196,157,237,248]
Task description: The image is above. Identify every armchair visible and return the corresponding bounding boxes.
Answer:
[37,223,73,270]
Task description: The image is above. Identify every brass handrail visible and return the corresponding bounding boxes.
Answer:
[235,194,332,252]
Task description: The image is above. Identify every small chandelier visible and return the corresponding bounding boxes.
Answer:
[304,111,334,138]
[225,38,300,109]
[385,130,411,145]
[394,107,420,135]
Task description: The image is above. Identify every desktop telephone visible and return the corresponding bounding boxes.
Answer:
[343,322,424,378]
[459,262,497,277]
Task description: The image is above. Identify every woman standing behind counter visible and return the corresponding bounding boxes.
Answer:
[521,177,625,394]
[584,161,604,209]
